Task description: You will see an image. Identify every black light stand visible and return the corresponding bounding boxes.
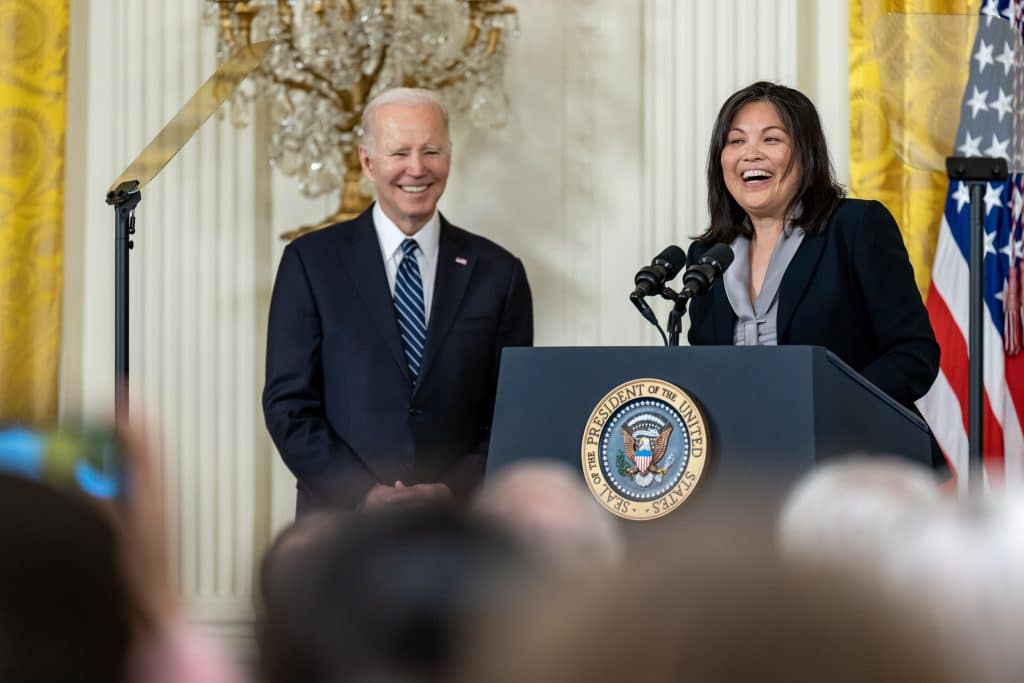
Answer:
[946,156,1008,495]
[105,180,141,424]
[99,40,271,427]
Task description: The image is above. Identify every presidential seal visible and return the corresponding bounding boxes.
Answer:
[581,378,708,521]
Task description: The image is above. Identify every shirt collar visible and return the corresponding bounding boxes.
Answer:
[372,202,441,263]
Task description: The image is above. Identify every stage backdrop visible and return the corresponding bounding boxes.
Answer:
[61,0,849,657]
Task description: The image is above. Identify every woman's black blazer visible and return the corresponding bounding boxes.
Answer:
[686,198,940,410]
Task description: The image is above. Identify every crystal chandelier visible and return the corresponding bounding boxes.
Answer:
[204,0,519,238]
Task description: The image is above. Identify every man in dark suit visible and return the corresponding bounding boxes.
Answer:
[263,88,533,514]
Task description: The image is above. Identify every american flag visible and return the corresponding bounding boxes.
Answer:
[919,0,1024,486]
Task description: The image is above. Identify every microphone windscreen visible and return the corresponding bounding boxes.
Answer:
[701,243,735,272]
[654,245,687,277]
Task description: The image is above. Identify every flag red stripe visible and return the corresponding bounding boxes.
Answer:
[926,287,1006,466]
[927,289,970,434]
[1003,352,1024,463]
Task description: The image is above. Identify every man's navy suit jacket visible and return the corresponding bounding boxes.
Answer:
[263,206,533,512]
[686,199,941,461]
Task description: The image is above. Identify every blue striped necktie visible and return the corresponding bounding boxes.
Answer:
[394,238,426,380]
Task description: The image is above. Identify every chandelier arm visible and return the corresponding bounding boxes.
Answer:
[437,18,509,83]
[265,70,348,110]
[293,62,348,105]
[323,42,394,134]
[276,29,351,108]
[427,52,491,91]
[334,113,362,136]
[423,55,476,90]
[340,0,355,22]
[353,41,392,108]
[483,26,502,56]
[462,2,482,50]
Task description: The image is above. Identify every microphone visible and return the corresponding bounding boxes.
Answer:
[680,243,734,298]
[630,245,685,333]
[631,245,687,299]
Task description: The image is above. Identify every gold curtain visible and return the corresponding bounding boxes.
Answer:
[0,0,68,420]
[849,0,976,296]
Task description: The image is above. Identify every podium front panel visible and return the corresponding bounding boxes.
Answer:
[487,346,931,492]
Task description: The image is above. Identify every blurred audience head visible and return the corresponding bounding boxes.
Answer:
[878,491,1024,681]
[474,460,624,573]
[259,508,345,610]
[777,457,1024,680]
[457,512,953,683]
[778,455,941,570]
[0,473,136,683]
[259,505,528,683]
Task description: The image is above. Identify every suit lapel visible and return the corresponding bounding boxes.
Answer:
[335,208,413,384]
[415,217,475,393]
[776,229,827,341]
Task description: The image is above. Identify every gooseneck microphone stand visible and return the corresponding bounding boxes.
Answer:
[629,291,669,345]
[629,244,734,347]
[664,244,735,346]
[631,274,707,347]
[664,287,689,347]
[946,156,1008,496]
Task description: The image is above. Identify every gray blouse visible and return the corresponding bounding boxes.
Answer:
[724,225,806,346]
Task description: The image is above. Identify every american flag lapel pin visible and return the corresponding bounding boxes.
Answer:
[455,256,468,266]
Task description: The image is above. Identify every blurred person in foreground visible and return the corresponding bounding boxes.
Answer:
[0,473,136,683]
[256,508,345,679]
[473,460,624,574]
[868,492,1024,682]
[259,505,531,683]
[778,455,942,571]
[263,87,533,516]
[779,458,1024,681]
[455,512,954,683]
[117,422,244,683]
[0,421,242,683]
[687,81,942,469]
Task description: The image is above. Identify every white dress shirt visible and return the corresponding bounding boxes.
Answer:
[373,202,441,322]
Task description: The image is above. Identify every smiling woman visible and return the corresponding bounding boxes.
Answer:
[685,81,944,470]
[704,82,843,245]
[720,101,802,231]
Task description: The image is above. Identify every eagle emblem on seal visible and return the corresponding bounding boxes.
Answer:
[582,379,709,520]
[620,420,673,488]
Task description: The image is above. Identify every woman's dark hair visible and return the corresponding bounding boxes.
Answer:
[702,81,844,243]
